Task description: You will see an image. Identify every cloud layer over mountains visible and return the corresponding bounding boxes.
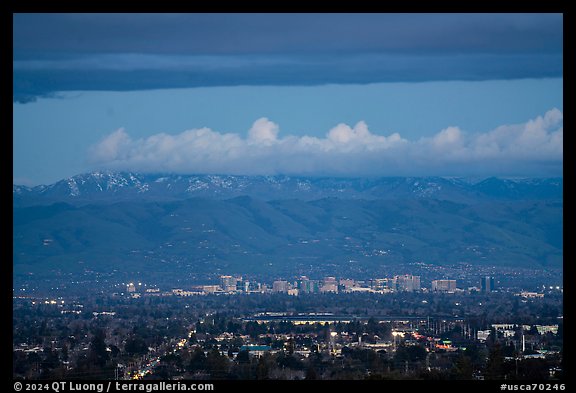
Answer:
[89,109,563,177]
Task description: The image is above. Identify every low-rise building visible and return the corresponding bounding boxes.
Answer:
[431,279,457,292]
[239,345,272,357]
[536,325,559,335]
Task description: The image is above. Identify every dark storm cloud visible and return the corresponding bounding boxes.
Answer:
[13,13,563,103]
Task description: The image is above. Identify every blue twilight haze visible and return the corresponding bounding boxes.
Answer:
[12,13,563,185]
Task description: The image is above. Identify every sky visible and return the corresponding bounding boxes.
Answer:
[13,13,563,186]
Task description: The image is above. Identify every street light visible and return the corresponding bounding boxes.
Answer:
[392,331,402,350]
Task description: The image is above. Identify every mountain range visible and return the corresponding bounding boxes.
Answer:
[13,171,563,206]
[13,172,563,278]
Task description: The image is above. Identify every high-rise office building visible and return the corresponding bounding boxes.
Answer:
[272,280,290,293]
[396,275,421,292]
[431,279,457,292]
[320,277,339,293]
[369,278,397,291]
[220,275,241,292]
[236,280,250,292]
[298,276,317,293]
[481,276,495,292]
[339,279,357,291]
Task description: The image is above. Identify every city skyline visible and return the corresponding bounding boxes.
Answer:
[12,12,564,383]
[13,266,564,381]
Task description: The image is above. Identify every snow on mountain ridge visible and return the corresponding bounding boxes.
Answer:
[12,171,563,206]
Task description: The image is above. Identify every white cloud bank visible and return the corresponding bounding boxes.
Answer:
[88,109,563,177]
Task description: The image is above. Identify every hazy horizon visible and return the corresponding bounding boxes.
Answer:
[13,13,563,186]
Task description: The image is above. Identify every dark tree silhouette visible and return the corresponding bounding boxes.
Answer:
[88,329,109,367]
[485,343,505,380]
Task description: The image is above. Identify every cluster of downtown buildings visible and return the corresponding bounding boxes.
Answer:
[130,274,497,297]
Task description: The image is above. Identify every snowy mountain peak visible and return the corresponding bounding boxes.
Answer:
[13,172,563,207]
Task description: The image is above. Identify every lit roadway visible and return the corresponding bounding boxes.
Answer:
[129,332,193,379]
